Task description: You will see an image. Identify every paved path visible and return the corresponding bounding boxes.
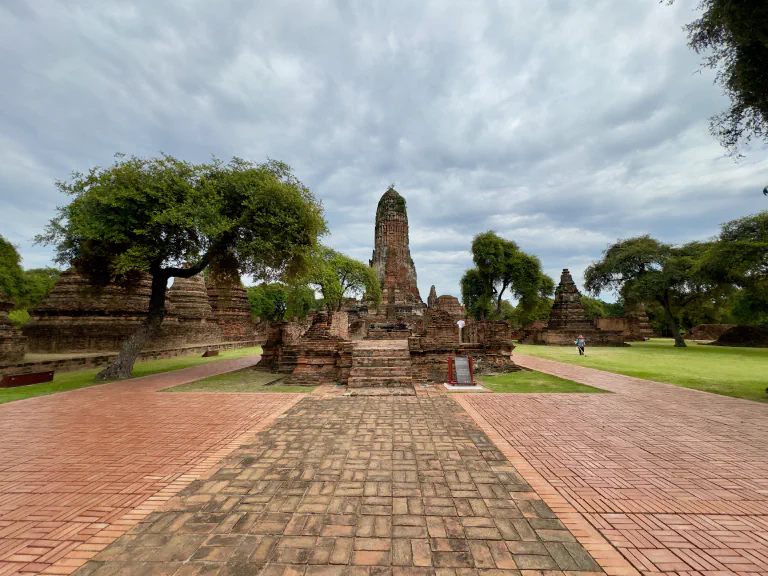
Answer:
[74,393,609,576]
[463,355,768,575]
[0,356,302,575]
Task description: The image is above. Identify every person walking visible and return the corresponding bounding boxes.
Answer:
[576,334,586,356]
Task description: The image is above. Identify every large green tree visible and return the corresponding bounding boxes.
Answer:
[247,283,319,321]
[669,0,768,157]
[460,231,552,320]
[307,247,381,312]
[38,154,327,380]
[0,235,61,314]
[0,235,25,302]
[703,210,768,324]
[585,236,722,347]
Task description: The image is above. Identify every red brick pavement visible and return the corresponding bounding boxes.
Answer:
[0,356,302,575]
[463,354,768,576]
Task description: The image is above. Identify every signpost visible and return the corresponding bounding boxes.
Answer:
[453,356,472,384]
[446,356,476,387]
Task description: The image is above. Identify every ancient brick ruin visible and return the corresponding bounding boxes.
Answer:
[522,269,626,346]
[370,187,425,319]
[207,281,255,341]
[595,303,653,342]
[0,298,26,363]
[433,295,465,319]
[22,269,157,353]
[22,268,246,354]
[255,312,348,385]
[253,188,519,388]
[409,309,519,384]
[686,323,736,341]
[164,274,223,346]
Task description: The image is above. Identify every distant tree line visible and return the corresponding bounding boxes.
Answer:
[0,235,60,326]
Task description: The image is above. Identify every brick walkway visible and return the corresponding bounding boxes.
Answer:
[463,355,768,575]
[74,393,607,576]
[0,357,302,575]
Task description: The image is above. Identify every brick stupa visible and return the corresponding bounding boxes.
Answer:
[522,269,625,346]
[164,273,222,346]
[369,187,425,319]
[207,281,254,341]
[24,269,222,353]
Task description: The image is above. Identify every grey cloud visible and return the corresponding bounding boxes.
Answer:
[1,0,767,303]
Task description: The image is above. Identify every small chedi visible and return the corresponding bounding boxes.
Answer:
[0,298,26,363]
[163,274,223,346]
[522,269,626,346]
[369,187,425,320]
[207,281,254,341]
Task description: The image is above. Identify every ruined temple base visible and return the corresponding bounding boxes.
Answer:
[522,329,627,347]
[0,340,263,376]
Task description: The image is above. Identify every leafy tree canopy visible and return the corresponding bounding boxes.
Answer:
[461,231,552,320]
[585,236,723,347]
[0,235,25,302]
[703,210,768,323]
[306,247,381,312]
[38,153,327,380]
[247,283,319,321]
[670,0,768,155]
[0,235,61,313]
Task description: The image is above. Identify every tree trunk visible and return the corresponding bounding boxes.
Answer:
[660,297,686,347]
[95,272,169,381]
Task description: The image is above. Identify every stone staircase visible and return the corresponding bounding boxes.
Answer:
[347,339,413,388]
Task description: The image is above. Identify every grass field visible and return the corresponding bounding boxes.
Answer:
[515,339,768,402]
[479,370,608,393]
[165,369,313,393]
[0,346,263,405]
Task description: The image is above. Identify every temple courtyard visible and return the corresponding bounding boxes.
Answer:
[1,351,767,576]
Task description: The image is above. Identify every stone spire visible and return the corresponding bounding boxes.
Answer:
[369,187,424,317]
[427,285,437,308]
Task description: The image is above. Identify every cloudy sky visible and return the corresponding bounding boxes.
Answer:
[1,0,767,302]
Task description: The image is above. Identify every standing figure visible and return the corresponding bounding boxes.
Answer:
[576,334,586,355]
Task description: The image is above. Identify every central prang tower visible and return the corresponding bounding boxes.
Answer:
[369,187,425,319]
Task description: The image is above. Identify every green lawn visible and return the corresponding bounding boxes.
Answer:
[515,339,768,402]
[164,369,313,393]
[478,370,608,393]
[0,346,263,405]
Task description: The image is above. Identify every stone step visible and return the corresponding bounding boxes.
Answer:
[347,376,413,388]
[351,356,412,367]
[354,340,409,350]
[349,366,411,378]
[352,349,411,358]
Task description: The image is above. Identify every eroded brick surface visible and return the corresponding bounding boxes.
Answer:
[466,355,768,575]
[76,395,604,575]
